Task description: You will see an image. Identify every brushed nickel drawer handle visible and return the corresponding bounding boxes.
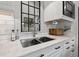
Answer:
[71,49,75,52]
[66,47,70,49]
[71,45,74,47]
[65,42,69,44]
[72,40,74,41]
[40,54,44,57]
[55,46,61,49]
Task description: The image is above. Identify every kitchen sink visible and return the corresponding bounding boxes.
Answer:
[20,39,41,47]
[20,37,54,48]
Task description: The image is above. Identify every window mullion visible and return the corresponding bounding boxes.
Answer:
[21,1,22,32]
[28,1,29,32]
[39,1,40,31]
[34,1,35,32]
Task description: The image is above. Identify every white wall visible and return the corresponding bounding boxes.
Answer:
[0,1,21,39]
[43,1,53,9]
[0,1,47,39]
[0,1,55,39]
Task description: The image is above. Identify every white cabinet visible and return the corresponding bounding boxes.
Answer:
[53,49,64,57]
[21,39,76,57]
[70,39,76,57]
[21,41,64,57]
[47,48,64,57]
[63,46,72,57]
[48,39,76,57]
[62,39,75,57]
[44,1,74,22]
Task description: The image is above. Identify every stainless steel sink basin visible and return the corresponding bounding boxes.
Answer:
[20,37,54,48]
[20,39,41,47]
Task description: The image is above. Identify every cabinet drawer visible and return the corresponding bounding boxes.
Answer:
[70,39,75,45]
[63,45,72,57]
[47,49,64,57]
[64,40,71,47]
[22,41,65,57]
[46,41,65,57]
[63,39,75,57]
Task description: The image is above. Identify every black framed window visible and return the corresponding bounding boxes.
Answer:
[21,1,40,32]
[63,1,75,19]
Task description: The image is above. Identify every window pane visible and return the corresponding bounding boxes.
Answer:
[21,1,40,32]
[22,14,28,23]
[35,9,39,16]
[22,5,28,13]
[22,1,28,4]
[29,15,34,32]
[35,16,39,23]
[35,1,39,8]
[29,15,34,24]
[29,1,34,6]
[35,24,40,31]
[22,23,28,32]
[29,23,34,32]
[29,7,34,14]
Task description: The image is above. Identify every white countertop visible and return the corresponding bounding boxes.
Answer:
[0,34,75,57]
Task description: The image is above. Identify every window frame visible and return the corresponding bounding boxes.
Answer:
[21,1,41,32]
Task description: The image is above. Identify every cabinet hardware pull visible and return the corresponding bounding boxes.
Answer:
[55,46,61,49]
[72,40,74,41]
[71,49,75,52]
[40,54,44,57]
[71,45,74,47]
[66,47,70,49]
[65,42,69,44]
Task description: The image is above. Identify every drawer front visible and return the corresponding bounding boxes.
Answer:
[22,41,65,57]
[47,49,64,57]
[70,39,75,45]
[63,39,75,57]
[63,45,72,57]
[64,39,75,47]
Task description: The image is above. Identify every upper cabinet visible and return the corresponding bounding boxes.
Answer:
[44,1,75,22]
